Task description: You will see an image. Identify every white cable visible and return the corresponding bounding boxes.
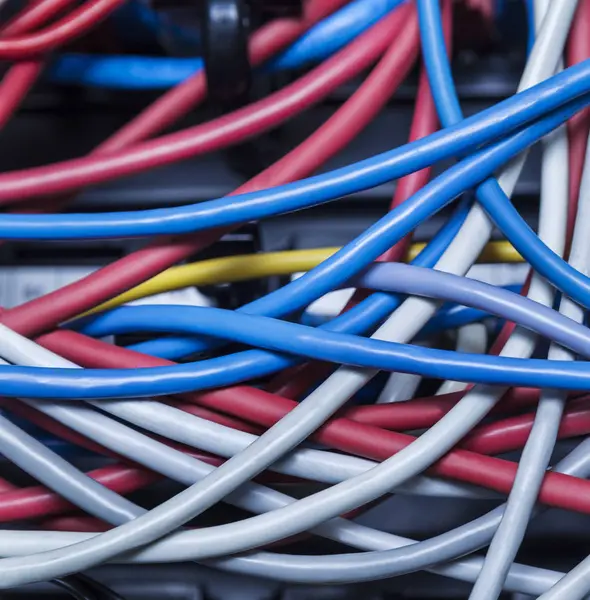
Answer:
[376,371,422,403]
[0,4,573,586]
[437,323,488,395]
[372,0,574,404]
[468,2,570,588]
[521,141,590,600]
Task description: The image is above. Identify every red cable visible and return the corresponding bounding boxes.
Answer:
[0,61,42,129]
[100,0,350,152]
[0,0,125,59]
[0,6,410,206]
[0,465,157,522]
[1,5,415,337]
[565,0,590,246]
[267,0,450,398]
[32,330,590,516]
[461,396,590,455]
[2,0,79,37]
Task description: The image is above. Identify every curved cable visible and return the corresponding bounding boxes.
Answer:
[50,0,406,88]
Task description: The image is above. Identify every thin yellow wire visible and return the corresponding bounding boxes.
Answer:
[85,240,522,316]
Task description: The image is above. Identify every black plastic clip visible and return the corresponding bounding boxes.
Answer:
[202,0,251,107]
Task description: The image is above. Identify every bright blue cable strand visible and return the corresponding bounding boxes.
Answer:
[1,65,590,242]
[524,0,535,55]
[49,55,205,90]
[49,0,404,89]
[0,111,588,398]
[128,196,473,360]
[268,0,405,69]
[77,267,590,359]
[418,0,590,324]
[134,285,515,360]
[6,260,590,399]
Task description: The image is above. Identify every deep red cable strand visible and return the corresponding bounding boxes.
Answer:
[267,0,450,398]
[0,465,157,521]
[35,331,590,516]
[0,0,126,58]
[0,6,410,206]
[1,5,414,336]
[565,0,590,247]
[1,0,79,36]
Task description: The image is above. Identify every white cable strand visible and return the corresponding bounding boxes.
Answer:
[0,1,574,587]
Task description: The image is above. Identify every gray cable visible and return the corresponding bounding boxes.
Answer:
[2,235,590,585]
[0,1,573,584]
[514,184,590,599]
[469,39,571,599]
[0,412,138,525]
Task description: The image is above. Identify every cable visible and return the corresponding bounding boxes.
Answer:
[436,323,488,395]
[0,324,584,592]
[506,165,590,600]
[50,0,406,88]
[469,1,570,593]
[0,3,416,341]
[0,0,584,585]
[71,574,127,600]
[1,0,80,37]
[84,241,520,316]
[52,576,99,600]
[270,0,403,68]
[565,0,590,244]
[2,30,580,588]
[0,0,126,59]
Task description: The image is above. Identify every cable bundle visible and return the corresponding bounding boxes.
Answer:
[0,0,590,598]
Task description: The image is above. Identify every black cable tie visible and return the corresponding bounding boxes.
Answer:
[202,0,251,107]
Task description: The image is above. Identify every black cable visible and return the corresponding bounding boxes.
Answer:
[53,574,126,600]
[52,576,98,600]
[74,574,127,600]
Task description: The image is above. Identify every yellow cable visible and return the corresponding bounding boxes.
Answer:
[85,240,522,316]
[407,239,522,263]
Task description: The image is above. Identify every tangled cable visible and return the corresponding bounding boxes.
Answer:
[0,0,589,598]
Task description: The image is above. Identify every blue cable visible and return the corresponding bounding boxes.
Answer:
[49,55,206,90]
[6,261,590,399]
[269,0,405,69]
[524,0,535,55]
[78,96,580,365]
[417,0,590,309]
[1,63,589,241]
[126,197,473,360]
[136,282,517,360]
[49,0,404,89]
